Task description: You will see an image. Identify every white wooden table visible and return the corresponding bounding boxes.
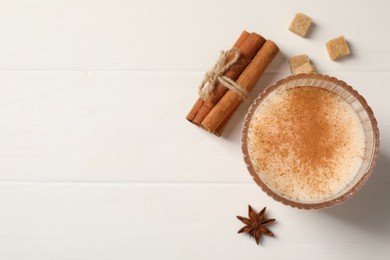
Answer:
[0,0,389,259]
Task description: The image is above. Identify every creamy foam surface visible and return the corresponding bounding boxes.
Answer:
[247,86,366,202]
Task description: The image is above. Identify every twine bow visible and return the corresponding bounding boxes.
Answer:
[198,48,248,100]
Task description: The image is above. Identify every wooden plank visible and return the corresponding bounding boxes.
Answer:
[0,71,388,182]
[0,1,388,72]
[0,183,388,259]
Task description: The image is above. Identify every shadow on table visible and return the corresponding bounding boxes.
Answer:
[323,152,390,238]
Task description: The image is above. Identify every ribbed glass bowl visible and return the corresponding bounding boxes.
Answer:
[241,74,379,209]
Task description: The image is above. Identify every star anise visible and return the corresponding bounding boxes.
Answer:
[237,205,275,245]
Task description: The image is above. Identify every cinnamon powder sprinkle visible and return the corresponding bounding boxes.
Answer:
[247,86,365,202]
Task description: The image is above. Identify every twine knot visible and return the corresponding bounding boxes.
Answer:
[198,48,248,100]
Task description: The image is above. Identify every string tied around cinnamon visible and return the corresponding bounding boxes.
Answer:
[198,48,248,100]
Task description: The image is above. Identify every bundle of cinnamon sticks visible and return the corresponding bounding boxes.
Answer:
[186,31,279,136]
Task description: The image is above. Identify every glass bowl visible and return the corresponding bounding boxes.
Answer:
[241,74,379,209]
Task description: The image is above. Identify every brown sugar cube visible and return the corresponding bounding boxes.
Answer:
[289,13,312,37]
[294,62,317,74]
[326,36,351,60]
[289,54,310,74]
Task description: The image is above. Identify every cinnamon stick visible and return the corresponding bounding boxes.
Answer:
[186,99,204,123]
[192,33,265,125]
[186,31,250,123]
[201,40,279,133]
[213,111,234,137]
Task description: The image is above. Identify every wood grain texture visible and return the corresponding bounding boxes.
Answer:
[0,0,388,72]
[0,72,388,183]
[0,0,389,259]
[0,183,389,259]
